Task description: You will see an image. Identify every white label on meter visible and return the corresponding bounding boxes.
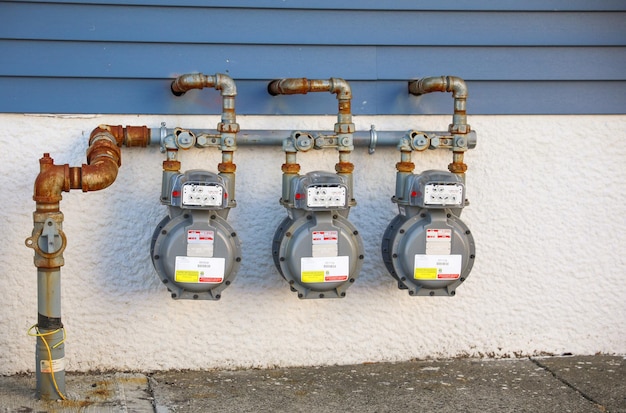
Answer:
[301,256,349,283]
[182,183,223,207]
[414,254,462,280]
[307,186,346,208]
[175,256,225,283]
[424,183,463,206]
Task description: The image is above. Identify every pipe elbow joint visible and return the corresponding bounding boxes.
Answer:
[171,73,237,97]
[33,154,70,204]
[82,131,122,192]
[215,73,237,97]
[329,78,352,100]
[80,159,119,192]
[408,76,468,99]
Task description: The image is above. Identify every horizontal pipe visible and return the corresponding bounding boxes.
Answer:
[268,78,352,101]
[149,127,476,150]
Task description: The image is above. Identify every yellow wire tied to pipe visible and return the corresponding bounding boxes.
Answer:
[27,325,67,400]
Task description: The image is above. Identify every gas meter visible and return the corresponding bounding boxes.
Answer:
[151,169,241,300]
[266,77,363,299]
[382,170,475,296]
[273,170,364,299]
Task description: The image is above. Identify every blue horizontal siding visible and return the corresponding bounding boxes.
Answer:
[2,4,624,46]
[2,78,624,115]
[20,0,626,11]
[0,1,624,115]
[2,41,624,81]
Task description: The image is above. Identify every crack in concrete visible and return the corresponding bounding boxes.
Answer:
[530,358,608,413]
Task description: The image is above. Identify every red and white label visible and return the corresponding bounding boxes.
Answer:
[427,229,451,240]
[426,228,452,255]
[312,231,338,244]
[187,230,214,244]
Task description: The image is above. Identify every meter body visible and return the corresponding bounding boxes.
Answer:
[273,171,364,299]
[382,170,475,296]
[151,170,241,300]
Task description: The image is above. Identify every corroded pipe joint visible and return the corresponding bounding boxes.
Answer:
[396,161,415,173]
[80,158,120,192]
[329,78,352,101]
[448,161,468,174]
[163,160,181,172]
[218,162,237,173]
[91,125,125,146]
[86,137,122,167]
[282,163,301,174]
[213,73,237,97]
[171,73,237,97]
[123,125,151,147]
[33,154,71,204]
[408,76,467,99]
[335,161,355,174]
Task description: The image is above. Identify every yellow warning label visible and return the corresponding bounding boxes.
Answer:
[302,271,325,283]
[175,270,199,283]
[414,267,438,280]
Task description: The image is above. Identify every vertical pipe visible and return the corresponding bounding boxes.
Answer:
[27,127,143,400]
[35,268,65,400]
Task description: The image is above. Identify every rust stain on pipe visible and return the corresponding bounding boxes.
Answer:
[335,161,355,174]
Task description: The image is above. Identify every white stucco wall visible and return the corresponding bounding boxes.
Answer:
[1,113,624,375]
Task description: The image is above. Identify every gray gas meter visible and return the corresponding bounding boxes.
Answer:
[151,169,241,300]
[382,170,475,296]
[273,171,364,299]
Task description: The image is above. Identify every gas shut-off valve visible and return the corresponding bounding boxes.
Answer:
[269,78,364,299]
[151,72,242,300]
[382,76,477,296]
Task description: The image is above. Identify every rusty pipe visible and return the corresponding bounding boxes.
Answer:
[28,125,148,400]
[171,72,239,205]
[171,72,237,97]
[267,78,353,126]
[268,77,352,100]
[170,72,239,137]
[408,76,469,134]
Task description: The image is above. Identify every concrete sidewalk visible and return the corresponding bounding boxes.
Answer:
[1,355,624,413]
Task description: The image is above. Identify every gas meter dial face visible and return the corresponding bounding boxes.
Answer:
[306,185,346,208]
[424,183,463,206]
[182,183,223,207]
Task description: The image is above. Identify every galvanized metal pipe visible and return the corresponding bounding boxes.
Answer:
[408,76,469,134]
[171,72,240,202]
